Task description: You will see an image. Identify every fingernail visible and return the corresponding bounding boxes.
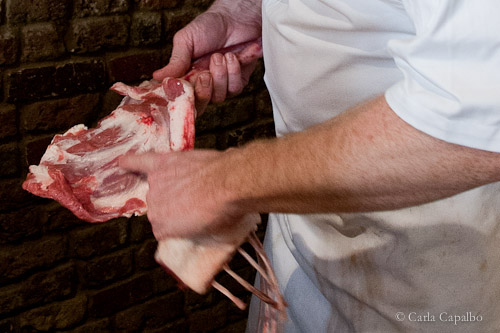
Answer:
[213,53,224,66]
[226,53,235,63]
[199,73,211,87]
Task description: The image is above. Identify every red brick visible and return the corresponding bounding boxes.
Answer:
[0,320,15,333]
[244,59,266,93]
[21,23,65,63]
[6,66,53,102]
[223,119,276,148]
[5,0,68,23]
[0,26,18,65]
[0,234,67,283]
[255,89,273,119]
[0,0,4,24]
[195,96,254,134]
[56,60,107,95]
[0,206,44,243]
[194,134,217,149]
[142,293,184,328]
[0,143,19,177]
[89,273,156,317]
[144,319,188,333]
[108,51,162,83]
[0,178,34,211]
[5,60,106,102]
[73,0,129,18]
[69,219,128,258]
[150,266,178,293]
[99,89,125,120]
[188,301,228,332]
[19,295,87,331]
[80,249,133,287]
[25,135,53,166]
[0,263,75,316]
[71,318,111,332]
[135,0,179,10]
[129,215,153,242]
[0,104,17,139]
[135,238,157,269]
[218,319,249,333]
[45,204,86,231]
[130,11,162,47]
[183,0,213,10]
[185,288,215,311]
[114,291,184,330]
[66,16,129,54]
[21,94,100,133]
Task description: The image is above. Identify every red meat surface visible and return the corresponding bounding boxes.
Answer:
[23,78,195,222]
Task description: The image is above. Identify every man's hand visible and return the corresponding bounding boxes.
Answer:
[119,150,243,240]
[153,1,262,113]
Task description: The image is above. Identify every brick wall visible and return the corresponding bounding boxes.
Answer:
[0,0,275,331]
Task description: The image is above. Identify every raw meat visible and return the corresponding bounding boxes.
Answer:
[22,37,286,328]
[23,78,195,222]
[22,38,264,221]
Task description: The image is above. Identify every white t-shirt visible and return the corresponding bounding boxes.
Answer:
[247,0,500,332]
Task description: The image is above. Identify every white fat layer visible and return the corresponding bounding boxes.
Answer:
[154,214,260,294]
[66,123,88,135]
[37,106,170,209]
[28,165,54,190]
[29,78,194,216]
[167,79,195,150]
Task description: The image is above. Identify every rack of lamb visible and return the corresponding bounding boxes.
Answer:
[22,38,286,331]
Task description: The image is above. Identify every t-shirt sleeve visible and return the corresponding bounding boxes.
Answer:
[384,1,500,152]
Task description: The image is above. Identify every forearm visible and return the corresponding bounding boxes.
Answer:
[222,96,500,214]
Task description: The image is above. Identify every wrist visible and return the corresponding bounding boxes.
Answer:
[218,140,271,216]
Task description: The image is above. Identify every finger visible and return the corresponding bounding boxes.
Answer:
[225,52,244,97]
[153,34,194,81]
[240,59,258,87]
[209,53,228,103]
[118,152,165,174]
[194,71,213,114]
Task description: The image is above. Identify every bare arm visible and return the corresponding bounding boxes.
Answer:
[226,96,500,214]
[120,96,500,238]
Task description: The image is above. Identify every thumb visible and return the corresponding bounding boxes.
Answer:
[119,152,164,174]
[153,41,193,81]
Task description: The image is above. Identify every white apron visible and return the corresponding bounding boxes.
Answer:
[247,0,500,332]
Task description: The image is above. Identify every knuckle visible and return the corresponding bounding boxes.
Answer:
[172,31,187,45]
[195,82,212,100]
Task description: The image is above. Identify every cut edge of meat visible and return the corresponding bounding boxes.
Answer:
[154,213,260,294]
[154,213,287,328]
